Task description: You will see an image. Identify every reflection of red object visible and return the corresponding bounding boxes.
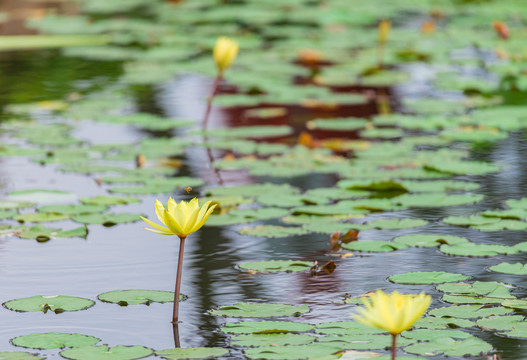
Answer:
[492,21,509,40]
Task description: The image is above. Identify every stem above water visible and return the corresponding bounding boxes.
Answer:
[391,333,397,360]
[172,236,186,324]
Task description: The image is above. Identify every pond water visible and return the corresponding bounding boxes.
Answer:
[1,2,527,360]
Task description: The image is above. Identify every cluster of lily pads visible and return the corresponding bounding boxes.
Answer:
[1,0,527,359]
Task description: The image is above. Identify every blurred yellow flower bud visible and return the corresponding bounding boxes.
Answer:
[213,37,239,73]
[378,19,391,44]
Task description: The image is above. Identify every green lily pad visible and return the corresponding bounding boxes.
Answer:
[3,295,95,313]
[73,213,142,226]
[476,315,525,331]
[338,180,408,193]
[206,208,290,226]
[392,193,483,208]
[230,333,314,347]
[425,161,499,176]
[210,302,309,318]
[429,305,512,319]
[0,353,44,360]
[37,204,107,215]
[501,299,527,310]
[238,260,314,273]
[318,334,412,350]
[98,290,183,306]
[402,329,473,341]
[0,201,34,210]
[341,241,408,253]
[239,225,308,238]
[315,321,385,335]
[439,281,516,304]
[193,125,293,139]
[11,333,100,350]
[413,316,474,329]
[205,183,299,198]
[392,234,469,248]
[8,189,76,204]
[222,320,315,334]
[155,347,229,360]
[80,196,140,206]
[307,117,368,131]
[14,225,87,241]
[366,218,428,230]
[439,243,518,257]
[60,345,153,360]
[489,262,527,275]
[14,212,72,223]
[0,210,16,220]
[389,271,470,284]
[243,344,342,360]
[404,336,492,357]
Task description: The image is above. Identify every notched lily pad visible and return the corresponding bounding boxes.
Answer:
[389,271,470,284]
[11,332,100,350]
[210,302,309,318]
[155,347,228,360]
[243,343,342,360]
[98,290,184,306]
[489,262,527,275]
[73,213,142,226]
[429,305,512,319]
[60,345,153,360]
[3,295,95,313]
[392,234,469,248]
[80,196,140,206]
[222,320,315,334]
[0,352,44,360]
[341,241,408,253]
[238,260,314,273]
[230,333,315,347]
[239,225,308,238]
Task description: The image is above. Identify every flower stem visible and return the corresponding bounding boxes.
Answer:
[391,333,397,360]
[172,236,186,323]
[202,72,223,131]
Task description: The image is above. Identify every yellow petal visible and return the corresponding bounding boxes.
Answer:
[162,209,185,236]
[141,216,173,234]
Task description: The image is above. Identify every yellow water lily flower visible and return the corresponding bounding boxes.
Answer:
[213,37,239,73]
[141,198,216,238]
[353,290,431,335]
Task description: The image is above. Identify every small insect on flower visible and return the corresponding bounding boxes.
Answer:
[353,290,431,335]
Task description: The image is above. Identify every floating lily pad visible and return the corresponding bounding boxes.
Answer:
[230,333,314,347]
[315,321,385,335]
[80,196,140,206]
[11,333,100,350]
[341,241,408,253]
[238,260,314,273]
[14,212,72,223]
[389,271,469,284]
[425,161,499,176]
[429,305,512,319]
[0,353,44,360]
[439,282,515,304]
[489,262,527,275]
[392,234,469,248]
[8,189,76,204]
[73,213,142,226]
[440,243,518,257]
[501,299,527,310]
[404,336,493,357]
[211,302,309,318]
[222,320,314,334]
[402,329,473,341]
[155,347,228,360]
[38,204,108,215]
[194,125,293,139]
[366,218,428,230]
[243,343,342,360]
[0,201,34,210]
[413,316,474,329]
[98,290,183,306]
[318,334,412,350]
[0,210,16,220]
[239,225,308,238]
[60,345,153,360]
[392,193,483,208]
[14,225,87,241]
[307,117,368,131]
[476,315,525,331]
[3,295,95,313]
